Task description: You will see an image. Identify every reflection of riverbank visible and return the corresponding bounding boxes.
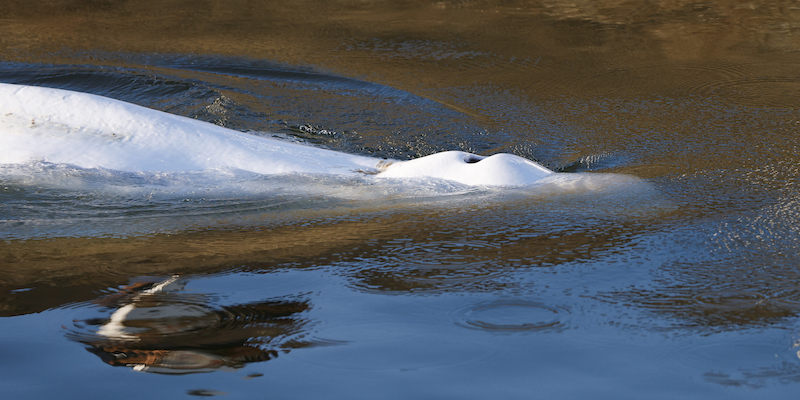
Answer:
[3,1,800,95]
[66,275,321,374]
[2,186,667,316]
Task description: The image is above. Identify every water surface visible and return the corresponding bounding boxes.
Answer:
[3,1,800,398]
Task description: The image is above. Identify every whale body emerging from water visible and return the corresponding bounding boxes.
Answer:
[0,83,554,186]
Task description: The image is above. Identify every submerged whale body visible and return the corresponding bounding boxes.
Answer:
[0,83,553,186]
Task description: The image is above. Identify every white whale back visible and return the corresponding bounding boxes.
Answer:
[0,83,381,176]
[378,151,552,186]
[0,82,557,187]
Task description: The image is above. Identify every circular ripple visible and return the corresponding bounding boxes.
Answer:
[690,77,800,109]
[66,296,221,343]
[456,301,568,332]
[692,290,768,311]
[767,286,800,307]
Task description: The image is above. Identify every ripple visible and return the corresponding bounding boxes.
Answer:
[292,321,494,372]
[692,77,800,109]
[456,300,568,332]
[68,293,310,343]
[666,338,800,388]
[692,290,769,311]
[768,286,800,307]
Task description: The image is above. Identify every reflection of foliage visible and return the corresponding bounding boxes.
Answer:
[596,256,800,331]
[598,287,797,331]
[66,277,322,374]
[343,209,652,294]
[538,0,800,56]
[594,188,800,332]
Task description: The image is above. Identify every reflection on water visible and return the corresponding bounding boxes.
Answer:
[4,0,800,398]
[66,275,320,374]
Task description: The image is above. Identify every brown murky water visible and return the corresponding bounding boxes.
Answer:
[3,1,800,398]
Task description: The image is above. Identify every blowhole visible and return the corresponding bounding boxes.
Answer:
[463,154,485,164]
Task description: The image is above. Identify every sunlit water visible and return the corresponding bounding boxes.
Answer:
[4,1,800,398]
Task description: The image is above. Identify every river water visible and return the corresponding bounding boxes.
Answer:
[3,1,800,398]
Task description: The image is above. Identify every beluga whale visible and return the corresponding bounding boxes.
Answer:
[0,82,554,186]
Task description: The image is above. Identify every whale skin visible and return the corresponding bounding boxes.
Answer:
[0,83,554,186]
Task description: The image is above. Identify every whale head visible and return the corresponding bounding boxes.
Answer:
[377,151,553,186]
